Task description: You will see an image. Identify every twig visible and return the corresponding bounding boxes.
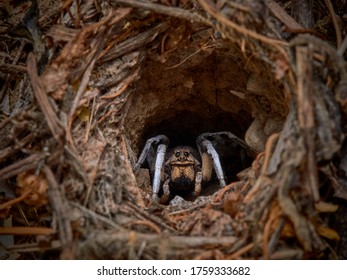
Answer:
[79,230,238,249]
[168,199,211,215]
[63,144,92,200]
[0,133,36,163]
[7,240,61,253]
[324,0,342,48]
[267,218,285,258]
[99,23,168,63]
[198,0,288,47]
[112,0,210,25]
[126,220,162,234]
[84,96,96,144]
[270,249,303,259]
[165,49,202,69]
[263,204,282,259]
[296,46,319,202]
[126,203,177,233]
[266,0,303,30]
[337,34,347,56]
[0,64,27,74]
[100,67,140,100]
[262,133,279,175]
[43,166,73,253]
[243,132,279,202]
[0,227,53,235]
[27,53,64,143]
[0,186,33,211]
[212,181,243,204]
[226,242,254,259]
[277,165,312,251]
[70,201,123,230]
[0,153,41,180]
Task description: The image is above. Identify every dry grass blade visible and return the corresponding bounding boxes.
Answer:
[27,54,64,143]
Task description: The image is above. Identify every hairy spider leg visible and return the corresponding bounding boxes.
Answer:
[197,131,256,188]
[194,171,203,196]
[133,135,169,173]
[152,143,167,203]
[133,135,169,203]
[199,139,226,187]
[199,131,256,157]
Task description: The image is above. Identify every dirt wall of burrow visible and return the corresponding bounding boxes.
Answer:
[124,42,286,157]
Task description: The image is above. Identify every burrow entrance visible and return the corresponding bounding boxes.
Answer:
[124,44,283,199]
[125,51,253,148]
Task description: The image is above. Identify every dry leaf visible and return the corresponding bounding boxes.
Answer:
[315,201,339,213]
[16,171,49,208]
[316,225,340,241]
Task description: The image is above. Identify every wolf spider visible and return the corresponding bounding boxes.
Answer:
[133,131,254,204]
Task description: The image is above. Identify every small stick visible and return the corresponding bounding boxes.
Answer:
[43,166,73,250]
[263,205,282,259]
[112,0,210,25]
[0,226,53,235]
[198,0,288,47]
[0,187,32,211]
[324,0,342,48]
[212,181,243,204]
[126,203,177,233]
[227,242,254,259]
[0,153,41,180]
[296,46,319,202]
[27,54,64,143]
[126,220,162,234]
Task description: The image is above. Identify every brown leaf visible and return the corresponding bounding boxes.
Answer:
[316,225,340,241]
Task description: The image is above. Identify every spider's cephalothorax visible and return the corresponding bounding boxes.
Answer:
[133,132,255,204]
[167,147,200,187]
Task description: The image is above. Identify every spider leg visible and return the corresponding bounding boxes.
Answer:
[152,143,167,203]
[197,137,226,187]
[194,171,202,196]
[199,131,256,157]
[133,135,169,203]
[197,131,254,188]
[159,178,170,204]
[133,135,169,173]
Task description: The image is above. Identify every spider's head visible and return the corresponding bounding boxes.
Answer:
[170,147,196,166]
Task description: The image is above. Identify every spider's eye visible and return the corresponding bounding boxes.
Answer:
[184,152,189,157]
[175,152,180,157]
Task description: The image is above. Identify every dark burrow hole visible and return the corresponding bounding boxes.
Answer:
[124,49,263,202]
[137,110,254,200]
